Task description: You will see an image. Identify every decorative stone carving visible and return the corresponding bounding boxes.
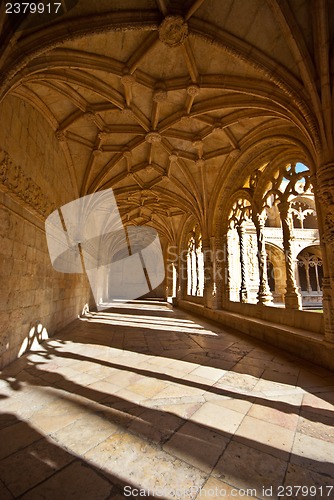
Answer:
[145,131,162,143]
[316,163,334,208]
[121,72,136,86]
[55,130,66,142]
[121,106,133,117]
[84,111,96,122]
[153,89,168,102]
[93,148,103,156]
[187,84,200,96]
[169,153,178,163]
[122,148,132,159]
[0,149,55,218]
[249,169,261,190]
[180,114,192,125]
[192,139,203,149]
[237,224,248,303]
[195,158,205,167]
[323,213,334,245]
[230,149,241,158]
[159,16,188,47]
[98,132,108,141]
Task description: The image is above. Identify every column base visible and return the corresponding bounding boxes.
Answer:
[257,293,273,305]
[284,291,302,310]
[239,288,248,303]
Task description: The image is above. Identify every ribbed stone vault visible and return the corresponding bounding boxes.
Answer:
[1,0,331,245]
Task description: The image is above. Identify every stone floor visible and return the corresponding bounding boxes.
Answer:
[0,301,334,499]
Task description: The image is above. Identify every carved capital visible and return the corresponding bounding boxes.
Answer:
[159,16,188,47]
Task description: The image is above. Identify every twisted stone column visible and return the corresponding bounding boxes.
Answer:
[237,224,248,303]
[222,234,231,307]
[195,246,201,295]
[278,201,302,309]
[211,236,224,310]
[176,249,187,302]
[254,214,273,305]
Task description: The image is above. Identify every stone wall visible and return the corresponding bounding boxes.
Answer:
[0,96,92,368]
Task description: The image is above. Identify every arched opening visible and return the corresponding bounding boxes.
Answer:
[297,246,323,310]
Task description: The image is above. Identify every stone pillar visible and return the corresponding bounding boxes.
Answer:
[315,162,334,341]
[254,214,273,305]
[223,233,231,307]
[202,238,213,308]
[278,201,302,309]
[237,223,248,303]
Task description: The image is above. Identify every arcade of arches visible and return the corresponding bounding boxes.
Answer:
[2,0,334,370]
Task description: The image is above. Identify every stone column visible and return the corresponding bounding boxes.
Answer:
[174,247,186,304]
[278,201,302,309]
[315,162,334,341]
[212,236,223,310]
[237,223,248,303]
[253,213,273,305]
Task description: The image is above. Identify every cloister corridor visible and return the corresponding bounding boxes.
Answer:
[0,300,333,499]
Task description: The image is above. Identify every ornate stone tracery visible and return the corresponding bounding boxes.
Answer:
[223,162,321,311]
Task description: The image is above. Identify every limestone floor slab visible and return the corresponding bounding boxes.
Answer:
[163,421,229,473]
[84,431,207,497]
[0,436,74,497]
[213,441,288,499]
[190,401,245,435]
[21,461,113,500]
[234,415,295,459]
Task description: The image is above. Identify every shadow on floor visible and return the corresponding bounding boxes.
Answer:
[0,301,333,498]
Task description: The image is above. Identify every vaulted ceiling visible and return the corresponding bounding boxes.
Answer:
[0,0,333,242]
